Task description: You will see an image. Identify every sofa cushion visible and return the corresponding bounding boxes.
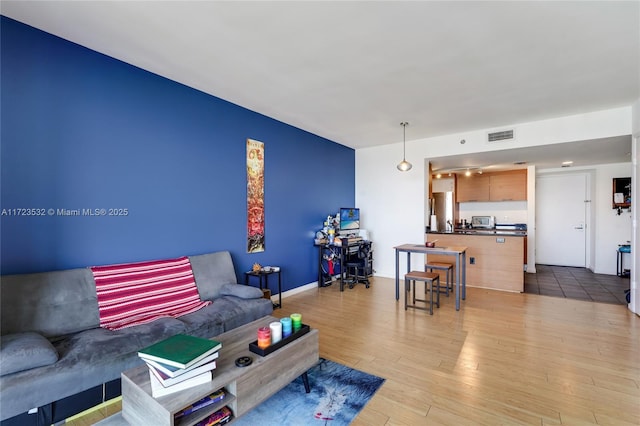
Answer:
[54,318,186,367]
[0,318,186,421]
[189,251,239,300]
[0,268,99,338]
[0,332,59,376]
[178,296,273,337]
[91,256,211,330]
[219,283,264,299]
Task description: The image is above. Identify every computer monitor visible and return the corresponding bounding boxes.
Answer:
[339,208,360,232]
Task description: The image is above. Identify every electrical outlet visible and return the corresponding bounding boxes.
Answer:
[469,257,475,265]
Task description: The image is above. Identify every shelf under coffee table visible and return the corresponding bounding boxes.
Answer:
[97,315,319,426]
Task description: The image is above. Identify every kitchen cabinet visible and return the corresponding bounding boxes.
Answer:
[456,175,490,202]
[455,170,526,202]
[489,170,527,201]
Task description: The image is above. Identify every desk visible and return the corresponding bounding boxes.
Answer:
[244,269,282,308]
[315,241,368,292]
[394,244,467,311]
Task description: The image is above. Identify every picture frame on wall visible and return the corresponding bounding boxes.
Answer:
[612,177,631,209]
[247,139,265,253]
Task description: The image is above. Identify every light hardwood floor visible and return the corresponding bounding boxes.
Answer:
[68,277,640,425]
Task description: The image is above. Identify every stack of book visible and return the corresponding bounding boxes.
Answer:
[138,334,222,397]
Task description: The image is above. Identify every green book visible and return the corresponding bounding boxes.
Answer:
[138,334,222,369]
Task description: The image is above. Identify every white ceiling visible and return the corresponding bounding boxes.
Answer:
[2,1,638,169]
[429,135,632,174]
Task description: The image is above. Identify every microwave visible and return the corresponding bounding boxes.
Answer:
[471,216,495,229]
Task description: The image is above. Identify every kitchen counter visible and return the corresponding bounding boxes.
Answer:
[425,232,525,292]
[428,229,527,236]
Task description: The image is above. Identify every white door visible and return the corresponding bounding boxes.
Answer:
[536,173,588,266]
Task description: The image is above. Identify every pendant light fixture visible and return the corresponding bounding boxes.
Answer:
[397,121,412,171]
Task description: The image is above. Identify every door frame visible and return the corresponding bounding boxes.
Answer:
[535,169,594,270]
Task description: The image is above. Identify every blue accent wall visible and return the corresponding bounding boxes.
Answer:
[0,16,355,292]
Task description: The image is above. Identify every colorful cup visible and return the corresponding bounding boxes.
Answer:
[257,326,271,349]
[269,321,282,344]
[280,317,292,338]
[290,313,302,332]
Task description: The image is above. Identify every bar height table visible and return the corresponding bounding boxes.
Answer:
[394,244,467,311]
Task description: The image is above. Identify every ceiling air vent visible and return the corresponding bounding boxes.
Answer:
[487,129,514,142]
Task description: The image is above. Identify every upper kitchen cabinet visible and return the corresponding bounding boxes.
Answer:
[456,169,527,203]
[456,174,490,202]
[489,170,527,201]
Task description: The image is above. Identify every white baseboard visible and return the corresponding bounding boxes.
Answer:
[270,281,318,303]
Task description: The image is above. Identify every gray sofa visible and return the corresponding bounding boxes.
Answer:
[0,251,273,423]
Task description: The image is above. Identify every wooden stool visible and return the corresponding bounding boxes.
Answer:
[425,262,454,296]
[404,271,440,315]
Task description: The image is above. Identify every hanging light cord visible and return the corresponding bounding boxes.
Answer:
[397,121,412,171]
[403,122,407,159]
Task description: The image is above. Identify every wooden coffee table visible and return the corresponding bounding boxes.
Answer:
[97,316,319,426]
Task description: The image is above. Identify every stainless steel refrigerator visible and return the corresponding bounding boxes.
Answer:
[430,192,454,232]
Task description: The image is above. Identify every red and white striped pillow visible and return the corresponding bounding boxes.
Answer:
[91,256,211,331]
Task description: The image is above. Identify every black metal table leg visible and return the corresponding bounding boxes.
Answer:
[340,246,345,291]
[277,270,282,308]
[301,371,310,393]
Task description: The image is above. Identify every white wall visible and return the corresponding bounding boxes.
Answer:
[357,106,633,279]
[458,201,527,224]
[357,144,425,275]
[630,99,639,314]
[594,164,633,274]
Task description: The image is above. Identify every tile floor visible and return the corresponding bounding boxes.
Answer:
[524,264,630,305]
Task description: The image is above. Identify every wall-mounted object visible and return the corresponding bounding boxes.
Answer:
[247,139,266,253]
[612,177,631,214]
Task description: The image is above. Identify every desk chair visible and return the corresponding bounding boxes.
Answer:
[344,241,372,289]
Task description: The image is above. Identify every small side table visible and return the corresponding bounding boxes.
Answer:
[617,245,631,278]
[244,268,282,309]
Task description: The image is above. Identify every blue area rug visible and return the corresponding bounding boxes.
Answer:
[233,358,384,426]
